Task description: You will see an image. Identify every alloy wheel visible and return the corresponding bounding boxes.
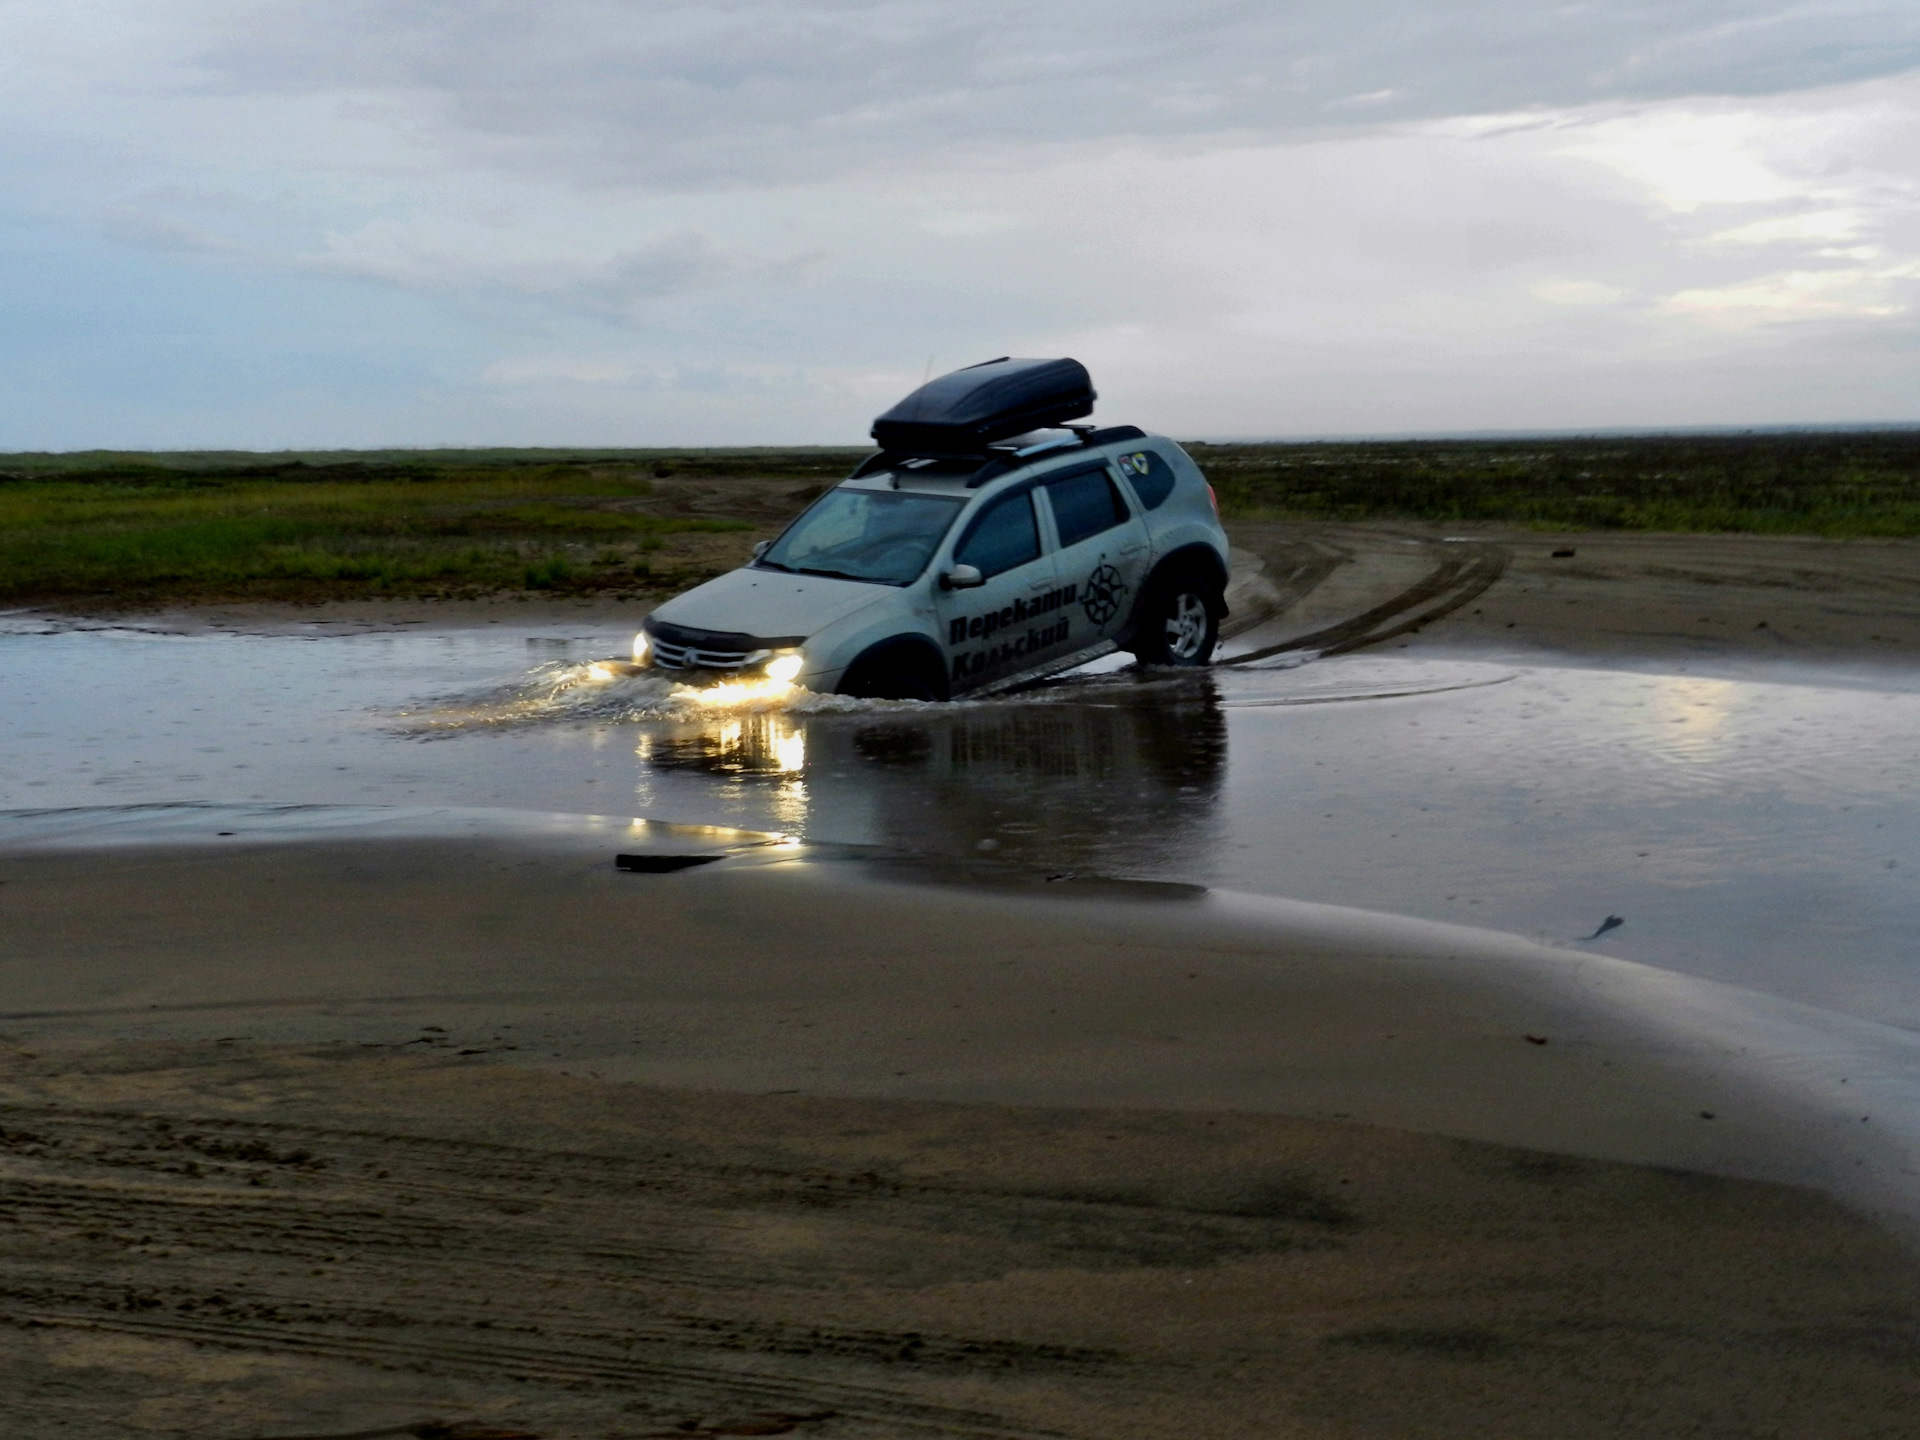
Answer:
[1165,592,1210,661]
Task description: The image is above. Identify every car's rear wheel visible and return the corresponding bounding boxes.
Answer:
[1129,573,1221,667]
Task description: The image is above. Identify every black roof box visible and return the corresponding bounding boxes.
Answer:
[870,357,1095,457]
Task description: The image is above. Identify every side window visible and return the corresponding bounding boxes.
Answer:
[954,490,1041,578]
[1116,450,1177,509]
[1044,467,1129,547]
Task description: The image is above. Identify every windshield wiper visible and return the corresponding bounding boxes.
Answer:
[754,556,795,573]
[794,566,871,582]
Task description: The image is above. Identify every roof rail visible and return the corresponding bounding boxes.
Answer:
[846,424,1149,489]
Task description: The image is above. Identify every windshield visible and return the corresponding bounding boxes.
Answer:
[757,488,966,586]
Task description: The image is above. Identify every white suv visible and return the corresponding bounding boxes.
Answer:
[636,358,1231,700]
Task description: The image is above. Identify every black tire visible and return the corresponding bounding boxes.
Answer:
[837,642,948,701]
[1128,571,1222,667]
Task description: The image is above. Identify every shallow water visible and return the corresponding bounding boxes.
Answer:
[1,614,1916,1029]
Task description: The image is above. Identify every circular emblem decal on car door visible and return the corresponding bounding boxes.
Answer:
[1081,563,1127,626]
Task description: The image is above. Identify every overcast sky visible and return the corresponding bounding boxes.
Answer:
[3,0,1918,448]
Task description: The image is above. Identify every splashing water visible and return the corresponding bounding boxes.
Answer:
[405,659,914,730]
[405,649,1530,735]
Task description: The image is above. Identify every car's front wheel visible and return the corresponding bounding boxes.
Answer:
[1128,573,1221,667]
[837,640,949,701]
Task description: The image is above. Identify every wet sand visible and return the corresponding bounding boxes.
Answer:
[1256,522,1920,663]
[5,813,1920,1437]
[1418,526,1920,660]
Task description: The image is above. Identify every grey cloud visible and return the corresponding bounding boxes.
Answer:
[91,184,330,257]
[195,1,1920,187]
[97,208,243,254]
[569,231,826,318]
[575,232,737,308]
[297,227,825,325]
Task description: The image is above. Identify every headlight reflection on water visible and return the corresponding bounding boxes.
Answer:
[635,713,808,778]
[678,677,798,707]
[634,712,811,834]
[774,727,806,773]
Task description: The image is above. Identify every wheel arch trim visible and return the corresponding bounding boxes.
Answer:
[1118,543,1229,644]
[1148,542,1230,595]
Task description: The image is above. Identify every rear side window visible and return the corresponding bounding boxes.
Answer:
[1044,466,1130,547]
[1116,450,1177,510]
[955,490,1041,578]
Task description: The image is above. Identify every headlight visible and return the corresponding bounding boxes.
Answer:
[631,630,650,664]
[765,652,804,683]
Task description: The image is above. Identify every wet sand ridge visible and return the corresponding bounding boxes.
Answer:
[4,818,1920,1437]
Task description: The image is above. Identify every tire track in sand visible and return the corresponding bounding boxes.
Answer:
[0,1085,1340,1436]
[1221,525,1508,664]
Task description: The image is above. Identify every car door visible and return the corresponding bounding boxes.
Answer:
[935,484,1080,692]
[1037,461,1152,646]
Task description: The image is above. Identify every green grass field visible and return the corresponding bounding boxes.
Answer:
[3,432,1916,605]
[0,449,859,605]
[1198,430,1920,535]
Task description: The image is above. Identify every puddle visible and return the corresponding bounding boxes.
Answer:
[0,621,1916,1031]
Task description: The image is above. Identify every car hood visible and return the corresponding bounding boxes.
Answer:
[649,566,894,641]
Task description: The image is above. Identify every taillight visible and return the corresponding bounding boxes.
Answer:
[1206,483,1219,516]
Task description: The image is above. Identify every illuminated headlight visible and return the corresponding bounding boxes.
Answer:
[764,651,804,684]
[631,630,651,664]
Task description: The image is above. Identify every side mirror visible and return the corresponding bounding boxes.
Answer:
[751,540,771,560]
[941,564,984,590]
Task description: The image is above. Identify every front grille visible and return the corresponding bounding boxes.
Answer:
[650,638,754,671]
[643,617,806,673]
